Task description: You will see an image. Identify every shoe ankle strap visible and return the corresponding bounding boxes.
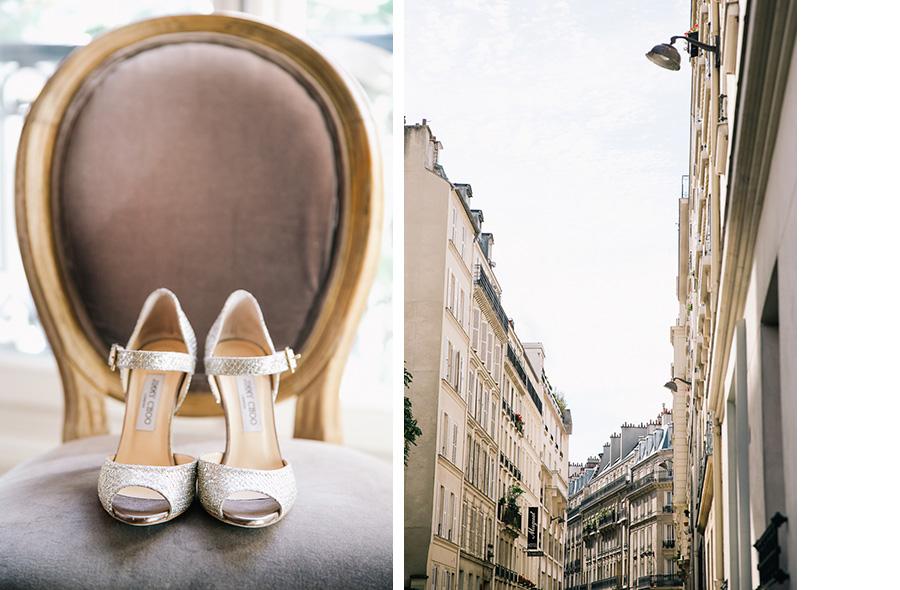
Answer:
[204,347,300,377]
[108,344,196,374]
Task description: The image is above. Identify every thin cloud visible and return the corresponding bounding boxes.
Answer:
[407,0,690,461]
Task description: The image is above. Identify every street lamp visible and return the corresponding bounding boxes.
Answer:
[646,34,720,71]
[663,378,691,392]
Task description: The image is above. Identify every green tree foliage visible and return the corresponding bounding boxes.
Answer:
[404,367,421,466]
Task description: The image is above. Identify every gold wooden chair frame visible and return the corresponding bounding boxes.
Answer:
[15,14,382,444]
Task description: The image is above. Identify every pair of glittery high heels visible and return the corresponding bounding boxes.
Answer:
[97,288,299,528]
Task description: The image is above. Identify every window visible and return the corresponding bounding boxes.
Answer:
[493,342,501,381]
[444,341,461,390]
[452,423,458,464]
[448,492,455,542]
[490,400,497,438]
[437,485,445,536]
[461,500,469,549]
[465,434,473,480]
[450,207,458,247]
[441,412,449,456]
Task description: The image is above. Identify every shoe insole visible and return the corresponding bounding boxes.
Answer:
[113,338,186,504]
[214,339,284,471]
[211,340,285,519]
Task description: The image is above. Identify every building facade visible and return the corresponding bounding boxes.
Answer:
[668,2,795,590]
[564,411,681,590]
[405,121,572,590]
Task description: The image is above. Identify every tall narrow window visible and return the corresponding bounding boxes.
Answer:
[452,424,458,464]
[448,492,455,542]
[449,273,457,314]
[444,340,452,381]
[437,485,445,536]
[490,400,497,438]
[450,207,458,247]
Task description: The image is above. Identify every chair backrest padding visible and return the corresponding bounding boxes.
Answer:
[52,38,340,391]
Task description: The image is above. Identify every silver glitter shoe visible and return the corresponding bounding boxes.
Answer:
[198,290,299,528]
[97,288,198,526]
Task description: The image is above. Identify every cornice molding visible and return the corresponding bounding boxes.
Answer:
[710,0,796,415]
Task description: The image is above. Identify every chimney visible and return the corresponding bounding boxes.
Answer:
[600,443,611,470]
[523,343,546,377]
[620,423,645,457]
[479,233,494,263]
[609,434,621,465]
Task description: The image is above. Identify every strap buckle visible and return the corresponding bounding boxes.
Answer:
[284,347,301,374]
[108,344,121,371]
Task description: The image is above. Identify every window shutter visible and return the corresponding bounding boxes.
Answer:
[452,424,458,463]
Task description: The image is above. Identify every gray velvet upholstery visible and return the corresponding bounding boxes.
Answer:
[0,434,390,589]
[54,39,341,392]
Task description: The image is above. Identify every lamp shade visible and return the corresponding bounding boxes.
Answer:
[646,43,681,71]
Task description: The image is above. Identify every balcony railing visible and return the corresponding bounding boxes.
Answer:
[636,574,683,588]
[662,539,676,549]
[582,475,629,508]
[632,472,674,493]
[499,451,522,481]
[475,268,509,333]
[598,511,617,527]
[506,346,542,413]
[594,575,621,589]
[498,503,522,534]
[663,504,675,513]
[564,559,582,575]
[495,564,518,583]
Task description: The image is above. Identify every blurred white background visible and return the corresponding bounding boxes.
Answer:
[0,0,393,470]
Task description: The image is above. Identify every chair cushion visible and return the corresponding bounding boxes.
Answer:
[0,434,391,589]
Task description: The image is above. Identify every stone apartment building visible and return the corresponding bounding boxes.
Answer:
[564,411,681,590]
[667,2,795,589]
[405,121,572,590]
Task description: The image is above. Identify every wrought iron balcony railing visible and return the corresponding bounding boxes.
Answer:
[505,346,542,412]
[632,472,674,493]
[636,574,683,588]
[582,475,629,508]
[494,564,518,583]
[474,268,509,333]
[662,539,676,549]
[594,575,621,589]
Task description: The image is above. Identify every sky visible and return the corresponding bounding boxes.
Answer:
[406,0,692,462]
